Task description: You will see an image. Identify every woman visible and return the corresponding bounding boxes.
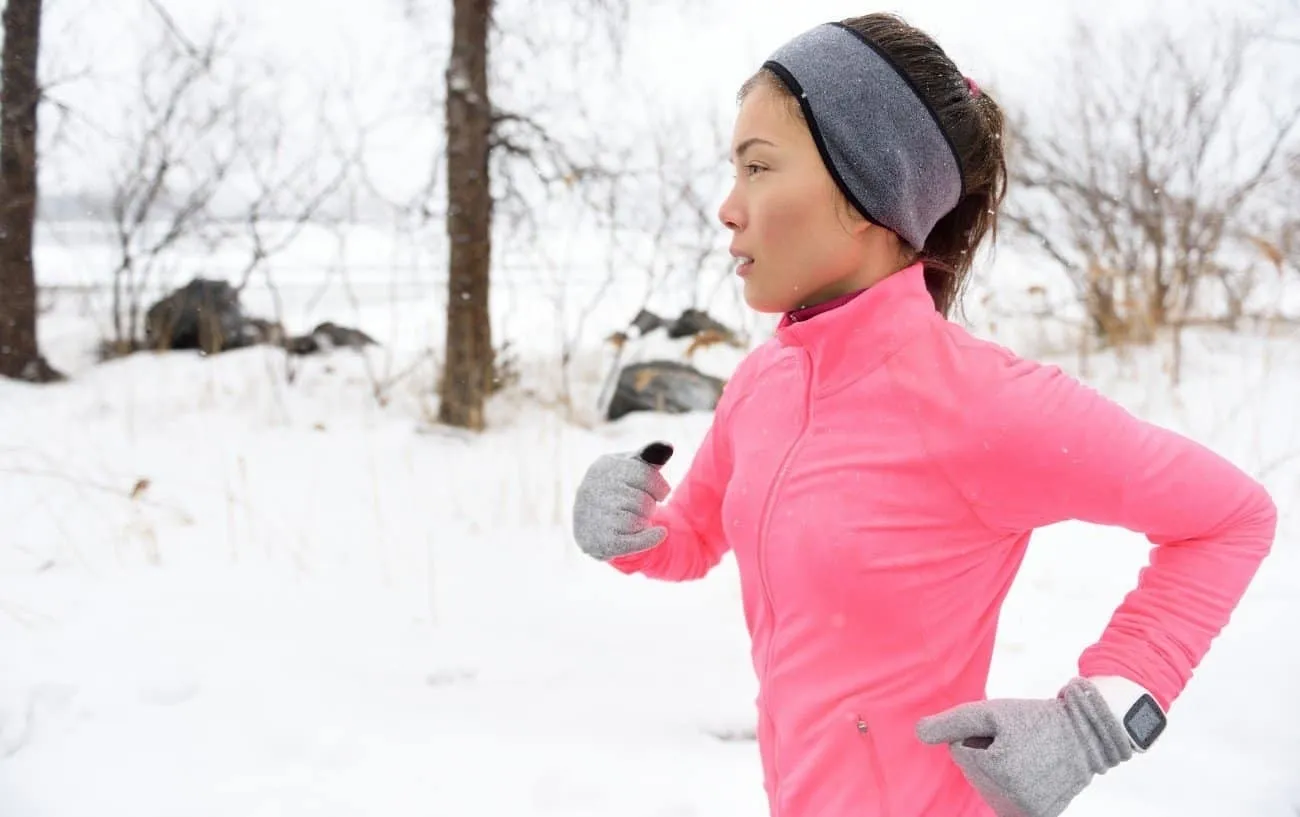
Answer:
[571,13,1277,817]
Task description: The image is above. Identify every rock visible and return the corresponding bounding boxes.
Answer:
[606,360,725,421]
[666,308,736,341]
[244,317,286,346]
[141,279,378,359]
[283,321,379,356]
[616,306,737,343]
[144,278,257,354]
[309,321,378,350]
[630,308,666,336]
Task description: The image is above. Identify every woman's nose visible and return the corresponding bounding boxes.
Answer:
[717,188,744,231]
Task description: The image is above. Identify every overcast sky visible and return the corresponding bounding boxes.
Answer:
[35,0,1294,204]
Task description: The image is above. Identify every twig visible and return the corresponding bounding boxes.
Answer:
[143,0,201,59]
[0,464,194,524]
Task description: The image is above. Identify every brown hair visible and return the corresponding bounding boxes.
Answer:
[738,13,1008,318]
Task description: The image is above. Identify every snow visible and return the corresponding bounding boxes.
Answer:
[3,232,1298,816]
[5,0,1298,813]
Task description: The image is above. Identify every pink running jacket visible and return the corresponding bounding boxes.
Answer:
[609,263,1277,817]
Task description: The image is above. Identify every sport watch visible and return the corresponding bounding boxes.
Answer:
[1089,675,1168,753]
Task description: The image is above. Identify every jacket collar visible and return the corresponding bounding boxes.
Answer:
[774,262,936,395]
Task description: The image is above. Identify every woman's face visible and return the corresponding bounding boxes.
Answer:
[717,81,873,313]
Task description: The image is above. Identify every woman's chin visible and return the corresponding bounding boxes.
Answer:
[742,283,794,315]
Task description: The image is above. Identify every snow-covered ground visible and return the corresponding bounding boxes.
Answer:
[1,229,1297,817]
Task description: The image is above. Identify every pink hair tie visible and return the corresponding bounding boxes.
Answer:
[964,76,981,98]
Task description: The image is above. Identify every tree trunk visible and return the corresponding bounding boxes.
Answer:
[0,0,60,382]
[437,0,493,429]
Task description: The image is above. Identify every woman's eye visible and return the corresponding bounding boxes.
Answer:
[745,163,766,177]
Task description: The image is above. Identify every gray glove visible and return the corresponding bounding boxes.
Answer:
[916,678,1134,817]
[572,441,674,561]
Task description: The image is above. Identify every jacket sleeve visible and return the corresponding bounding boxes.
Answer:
[958,354,1277,711]
[606,375,742,582]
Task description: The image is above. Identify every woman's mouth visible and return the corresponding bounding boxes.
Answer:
[735,255,754,277]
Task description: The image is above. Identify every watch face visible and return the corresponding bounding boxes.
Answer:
[1124,694,1167,750]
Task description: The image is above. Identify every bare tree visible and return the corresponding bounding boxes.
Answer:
[103,19,243,355]
[1003,14,1300,370]
[103,8,359,358]
[1271,3,1300,277]
[430,0,641,430]
[518,99,737,421]
[1284,152,1300,273]
[438,0,494,430]
[0,0,63,382]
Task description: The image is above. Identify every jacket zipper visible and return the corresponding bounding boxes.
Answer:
[856,718,893,817]
[754,350,814,812]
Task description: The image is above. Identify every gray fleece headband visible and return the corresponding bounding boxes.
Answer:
[763,22,964,250]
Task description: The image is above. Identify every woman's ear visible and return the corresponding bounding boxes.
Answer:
[833,193,872,238]
[858,219,903,253]
[851,217,878,239]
